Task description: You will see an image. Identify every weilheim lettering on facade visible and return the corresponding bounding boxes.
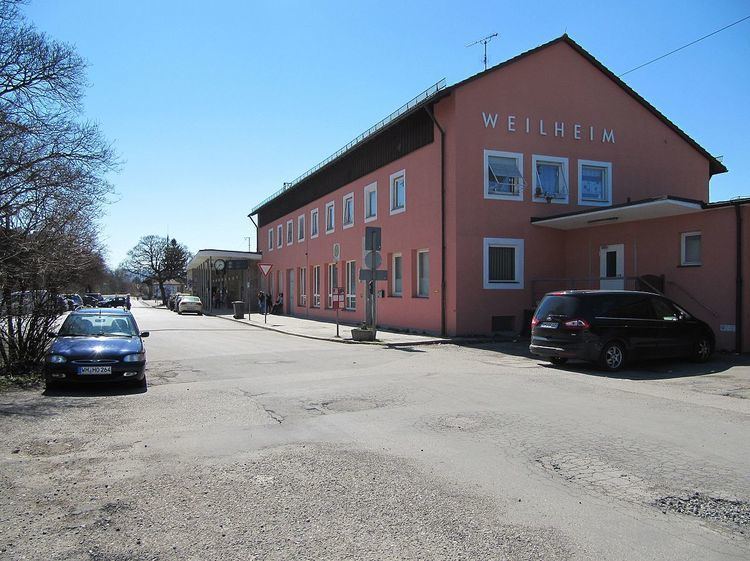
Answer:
[482,111,616,143]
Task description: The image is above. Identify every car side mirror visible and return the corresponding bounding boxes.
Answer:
[47,331,57,338]
[140,331,150,338]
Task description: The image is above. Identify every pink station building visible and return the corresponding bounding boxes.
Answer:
[250,35,749,353]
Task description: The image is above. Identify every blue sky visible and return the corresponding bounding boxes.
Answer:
[23,0,750,266]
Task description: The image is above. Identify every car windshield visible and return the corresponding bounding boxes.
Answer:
[58,314,138,337]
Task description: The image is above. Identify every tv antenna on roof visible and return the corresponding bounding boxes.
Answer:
[466,32,498,71]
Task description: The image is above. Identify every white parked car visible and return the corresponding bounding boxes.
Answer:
[177,295,203,315]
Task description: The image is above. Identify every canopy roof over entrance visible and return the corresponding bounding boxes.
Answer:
[186,249,261,271]
[530,196,704,230]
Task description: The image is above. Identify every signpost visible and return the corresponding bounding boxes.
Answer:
[360,226,385,332]
[258,263,273,323]
[332,287,345,337]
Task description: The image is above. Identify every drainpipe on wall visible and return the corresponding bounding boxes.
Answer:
[735,203,743,353]
[424,105,447,337]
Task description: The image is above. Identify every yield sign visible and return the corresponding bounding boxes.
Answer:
[258,263,273,276]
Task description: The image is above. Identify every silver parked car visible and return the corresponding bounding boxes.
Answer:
[177,295,203,315]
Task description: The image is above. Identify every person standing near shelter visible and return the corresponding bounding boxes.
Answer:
[257,291,265,314]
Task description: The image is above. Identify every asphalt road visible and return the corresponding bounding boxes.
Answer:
[1,300,749,560]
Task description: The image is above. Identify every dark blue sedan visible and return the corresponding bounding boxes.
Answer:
[44,308,149,388]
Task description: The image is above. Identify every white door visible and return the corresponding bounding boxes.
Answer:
[599,244,625,289]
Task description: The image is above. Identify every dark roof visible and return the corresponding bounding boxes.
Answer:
[445,34,726,176]
[250,34,727,220]
[530,195,705,224]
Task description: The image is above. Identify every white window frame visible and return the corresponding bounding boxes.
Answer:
[268,228,274,251]
[312,265,320,307]
[276,224,283,249]
[326,263,337,308]
[364,182,378,223]
[342,192,354,229]
[531,155,569,204]
[483,237,524,290]
[325,201,335,234]
[298,267,307,306]
[416,249,429,298]
[389,170,406,215]
[391,253,402,296]
[680,231,702,266]
[577,159,612,207]
[297,214,305,242]
[345,260,356,310]
[286,219,293,246]
[484,149,524,201]
[310,208,319,239]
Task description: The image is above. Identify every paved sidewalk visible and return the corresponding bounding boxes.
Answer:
[139,299,458,346]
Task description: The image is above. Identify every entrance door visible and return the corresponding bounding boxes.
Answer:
[287,269,295,314]
[600,244,625,289]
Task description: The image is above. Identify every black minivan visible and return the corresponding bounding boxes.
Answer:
[529,290,714,371]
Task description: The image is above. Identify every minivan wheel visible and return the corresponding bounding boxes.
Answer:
[693,335,713,363]
[550,357,568,365]
[600,341,625,372]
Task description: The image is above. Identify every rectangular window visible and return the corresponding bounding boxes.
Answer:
[345,260,356,309]
[277,270,283,299]
[390,170,406,214]
[326,263,337,308]
[325,201,335,233]
[483,238,524,289]
[364,182,377,222]
[286,220,293,245]
[312,265,320,307]
[416,250,429,297]
[297,215,305,241]
[298,267,307,306]
[343,193,354,228]
[268,228,274,251]
[392,253,402,296]
[578,160,612,206]
[484,150,524,200]
[310,208,319,238]
[277,225,282,249]
[532,155,568,203]
[681,231,701,266]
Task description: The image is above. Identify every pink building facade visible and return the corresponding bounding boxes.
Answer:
[250,35,749,353]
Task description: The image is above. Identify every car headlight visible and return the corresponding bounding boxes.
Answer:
[122,353,145,362]
[46,354,67,363]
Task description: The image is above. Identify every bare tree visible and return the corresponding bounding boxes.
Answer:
[0,0,117,377]
[121,236,191,305]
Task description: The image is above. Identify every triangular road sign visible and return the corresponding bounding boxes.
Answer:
[258,263,273,276]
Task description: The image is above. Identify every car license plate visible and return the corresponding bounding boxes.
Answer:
[540,322,559,329]
[78,366,112,375]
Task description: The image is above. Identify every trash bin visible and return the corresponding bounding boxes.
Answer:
[232,301,245,319]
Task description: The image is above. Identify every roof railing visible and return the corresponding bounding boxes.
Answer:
[250,78,447,215]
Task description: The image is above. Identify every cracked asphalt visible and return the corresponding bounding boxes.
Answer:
[1,301,749,560]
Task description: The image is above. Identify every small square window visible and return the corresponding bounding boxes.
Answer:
[390,170,406,214]
[578,160,612,206]
[310,208,319,238]
[483,238,524,289]
[325,201,335,233]
[484,150,523,200]
[343,193,354,228]
[532,155,568,203]
[681,232,701,266]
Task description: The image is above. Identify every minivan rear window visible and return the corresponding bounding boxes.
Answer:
[534,295,580,319]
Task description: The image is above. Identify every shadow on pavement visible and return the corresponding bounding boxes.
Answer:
[465,340,749,380]
[43,383,147,397]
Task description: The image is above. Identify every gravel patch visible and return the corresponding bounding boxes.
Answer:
[655,493,750,529]
[1,443,573,560]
